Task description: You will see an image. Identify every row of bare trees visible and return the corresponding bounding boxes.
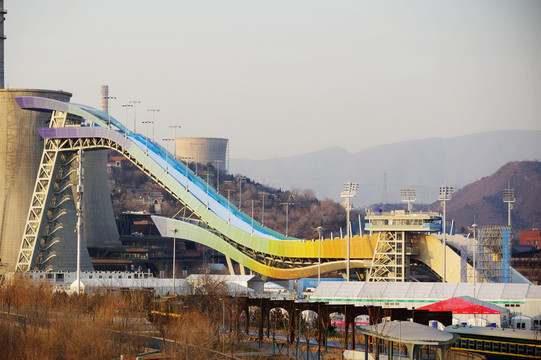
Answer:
[0,276,148,359]
[0,275,246,360]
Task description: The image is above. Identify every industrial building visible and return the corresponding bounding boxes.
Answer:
[520,230,541,250]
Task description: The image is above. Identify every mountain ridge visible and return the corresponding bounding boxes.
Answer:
[445,160,541,231]
[230,130,541,206]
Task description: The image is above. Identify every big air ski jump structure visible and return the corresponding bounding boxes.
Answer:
[10,96,503,282]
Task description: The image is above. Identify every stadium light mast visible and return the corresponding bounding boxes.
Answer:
[75,149,84,295]
[172,228,178,295]
[162,138,174,173]
[121,104,133,137]
[316,226,324,284]
[129,100,141,132]
[472,223,477,298]
[503,188,515,227]
[259,191,268,227]
[105,95,116,129]
[142,121,153,155]
[169,125,181,158]
[281,195,295,237]
[237,176,246,212]
[341,182,358,281]
[438,185,453,283]
[401,187,416,213]
[147,109,159,141]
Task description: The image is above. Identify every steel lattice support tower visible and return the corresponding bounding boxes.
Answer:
[475,225,512,283]
[365,210,440,282]
[368,231,410,282]
[16,110,92,272]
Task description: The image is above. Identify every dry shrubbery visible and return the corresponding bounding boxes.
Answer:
[0,275,236,360]
[0,276,146,360]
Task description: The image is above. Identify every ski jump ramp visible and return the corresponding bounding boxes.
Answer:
[15,96,464,280]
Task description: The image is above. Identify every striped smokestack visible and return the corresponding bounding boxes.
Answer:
[0,1,6,89]
[101,85,109,113]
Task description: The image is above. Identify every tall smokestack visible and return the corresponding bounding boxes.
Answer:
[101,85,109,113]
[0,1,7,89]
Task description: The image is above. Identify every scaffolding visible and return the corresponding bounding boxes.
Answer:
[474,226,512,283]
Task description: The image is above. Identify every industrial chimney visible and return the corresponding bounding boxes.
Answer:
[0,0,7,89]
[101,85,108,113]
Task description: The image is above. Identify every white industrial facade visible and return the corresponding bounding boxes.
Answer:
[310,281,541,320]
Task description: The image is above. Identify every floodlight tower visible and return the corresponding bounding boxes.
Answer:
[147,109,159,141]
[316,226,324,284]
[121,103,133,137]
[162,138,174,173]
[341,182,358,281]
[438,185,453,283]
[105,95,116,129]
[281,195,295,237]
[129,100,141,132]
[503,188,515,227]
[401,187,416,213]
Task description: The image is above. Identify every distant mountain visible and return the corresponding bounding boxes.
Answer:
[444,161,541,232]
[230,130,541,207]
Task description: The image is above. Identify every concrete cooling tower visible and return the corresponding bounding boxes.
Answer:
[0,89,92,272]
[82,85,119,247]
[175,137,229,171]
[0,88,120,272]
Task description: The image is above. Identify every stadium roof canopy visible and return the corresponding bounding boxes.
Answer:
[310,281,541,304]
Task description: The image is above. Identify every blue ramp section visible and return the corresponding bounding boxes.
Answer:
[18,95,287,241]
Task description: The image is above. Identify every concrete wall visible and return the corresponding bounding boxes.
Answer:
[79,149,120,246]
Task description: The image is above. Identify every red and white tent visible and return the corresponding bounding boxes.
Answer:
[417,296,510,327]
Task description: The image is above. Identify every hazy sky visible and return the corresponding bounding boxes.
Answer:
[7,0,541,160]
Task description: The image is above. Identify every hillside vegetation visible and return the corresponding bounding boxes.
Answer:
[443,161,541,232]
[109,158,347,239]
